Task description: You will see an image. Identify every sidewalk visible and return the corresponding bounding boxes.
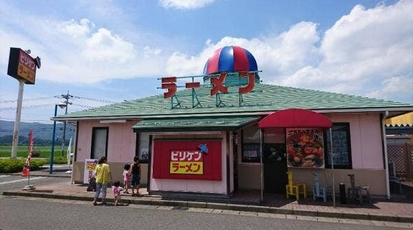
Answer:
[3,167,413,224]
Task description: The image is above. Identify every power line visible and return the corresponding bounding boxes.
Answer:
[1,95,119,105]
[73,95,118,104]
[0,96,55,103]
[0,104,58,110]
[71,103,94,108]
[0,102,102,110]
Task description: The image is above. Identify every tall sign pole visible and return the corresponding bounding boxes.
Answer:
[7,47,41,158]
[11,79,25,158]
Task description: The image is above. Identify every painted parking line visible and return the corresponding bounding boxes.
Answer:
[0,177,45,185]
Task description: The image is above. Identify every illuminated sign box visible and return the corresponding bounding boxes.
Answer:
[7,47,37,84]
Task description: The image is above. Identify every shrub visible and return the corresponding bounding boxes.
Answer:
[53,156,69,164]
[0,158,48,173]
[31,148,41,157]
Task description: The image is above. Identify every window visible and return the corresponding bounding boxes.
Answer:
[242,125,261,162]
[91,127,108,159]
[325,123,352,169]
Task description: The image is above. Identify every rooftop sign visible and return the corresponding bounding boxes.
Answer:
[159,71,260,109]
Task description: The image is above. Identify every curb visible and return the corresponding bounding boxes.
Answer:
[3,191,413,224]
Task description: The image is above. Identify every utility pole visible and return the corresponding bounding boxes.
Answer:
[60,91,73,156]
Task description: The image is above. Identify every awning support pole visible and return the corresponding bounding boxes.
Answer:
[330,128,336,207]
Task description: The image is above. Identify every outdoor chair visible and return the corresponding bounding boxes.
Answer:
[347,174,371,204]
[312,172,330,202]
[286,171,307,201]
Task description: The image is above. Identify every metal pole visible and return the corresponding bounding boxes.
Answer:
[49,105,58,174]
[259,129,264,203]
[61,121,67,156]
[11,80,24,158]
[330,128,336,207]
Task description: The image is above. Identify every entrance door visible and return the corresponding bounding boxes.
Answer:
[263,143,287,194]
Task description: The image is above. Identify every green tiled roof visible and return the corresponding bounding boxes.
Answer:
[132,116,261,131]
[58,83,413,120]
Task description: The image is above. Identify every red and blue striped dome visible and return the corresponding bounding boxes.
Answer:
[203,46,258,75]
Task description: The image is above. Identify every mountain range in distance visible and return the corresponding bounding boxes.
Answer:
[0,120,75,143]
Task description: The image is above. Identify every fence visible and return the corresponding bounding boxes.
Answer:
[387,143,413,181]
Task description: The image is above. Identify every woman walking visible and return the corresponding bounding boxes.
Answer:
[92,156,111,205]
[130,156,141,196]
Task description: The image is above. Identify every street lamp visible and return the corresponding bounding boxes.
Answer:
[49,102,67,174]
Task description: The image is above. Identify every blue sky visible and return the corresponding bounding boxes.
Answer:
[0,0,412,123]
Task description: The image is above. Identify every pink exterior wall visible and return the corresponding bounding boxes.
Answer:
[236,113,386,195]
[149,132,228,194]
[330,113,384,169]
[75,120,138,162]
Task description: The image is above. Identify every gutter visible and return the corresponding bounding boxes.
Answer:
[52,107,413,122]
[382,111,391,199]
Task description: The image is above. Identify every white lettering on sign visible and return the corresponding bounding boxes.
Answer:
[170,151,203,161]
[19,51,35,70]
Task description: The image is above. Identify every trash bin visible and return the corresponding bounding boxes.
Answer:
[339,183,347,204]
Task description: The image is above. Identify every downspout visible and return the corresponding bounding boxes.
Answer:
[260,129,264,203]
[226,131,231,196]
[382,111,390,199]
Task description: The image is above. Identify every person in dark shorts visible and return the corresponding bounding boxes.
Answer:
[130,156,141,196]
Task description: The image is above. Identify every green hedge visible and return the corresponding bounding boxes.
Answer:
[0,158,48,173]
[0,156,70,173]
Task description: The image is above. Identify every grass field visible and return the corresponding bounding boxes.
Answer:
[0,145,68,158]
[0,145,71,172]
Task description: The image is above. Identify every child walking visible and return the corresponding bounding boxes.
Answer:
[123,164,131,194]
[112,181,123,206]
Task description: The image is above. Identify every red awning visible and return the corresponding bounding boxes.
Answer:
[258,108,332,128]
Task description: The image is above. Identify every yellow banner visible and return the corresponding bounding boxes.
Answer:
[17,63,35,83]
[170,161,203,174]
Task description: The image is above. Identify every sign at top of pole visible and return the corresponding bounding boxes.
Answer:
[7,47,41,84]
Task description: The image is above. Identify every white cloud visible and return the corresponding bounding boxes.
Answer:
[143,46,162,58]
[309,0,413,100]
[57,18,94,39]
[163,0,413,103]
[159,0,216,10]
[1,0,412,106]
[367,76,413,101]
[164,21,321,79]
[83,28,136,63]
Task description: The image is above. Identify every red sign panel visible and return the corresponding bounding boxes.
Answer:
[7,48,37,84]
[152,140,222,180]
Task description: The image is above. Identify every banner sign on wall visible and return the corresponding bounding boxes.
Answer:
[286,128,325,168]
[83,159,98,184]
[153,140,222,180]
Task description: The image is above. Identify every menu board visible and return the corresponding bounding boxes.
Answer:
[242,143,261,162]
[325,126,351,168]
